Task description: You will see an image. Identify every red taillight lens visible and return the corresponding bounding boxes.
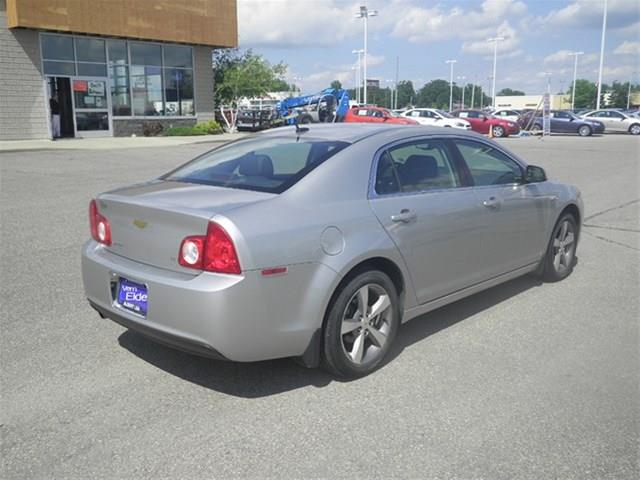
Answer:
[178,222,241,274]
[89,199,112,246]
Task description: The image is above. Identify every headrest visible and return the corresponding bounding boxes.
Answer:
[239,154,274,177]
[404,154,438,179]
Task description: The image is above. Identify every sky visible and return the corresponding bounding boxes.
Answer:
[236,0,640,95]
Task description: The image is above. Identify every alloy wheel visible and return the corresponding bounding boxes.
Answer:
[493,126,504,137]
[578,125,591,136]
[630,124,640,135]
[340,284,393,365]
[552,220,575,274]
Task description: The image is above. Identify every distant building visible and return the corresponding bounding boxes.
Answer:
[1,0,238,140]
[494,95,571,110]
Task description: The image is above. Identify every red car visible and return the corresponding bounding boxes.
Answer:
[451,109,520,137]
[344,106,419,125]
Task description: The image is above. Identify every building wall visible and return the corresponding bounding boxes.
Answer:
[6,0,237,47]
[494,95,571,110]
[194,45,214,121]
[0,0,49,140]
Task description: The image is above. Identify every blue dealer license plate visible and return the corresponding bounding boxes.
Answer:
[117,278,148,316]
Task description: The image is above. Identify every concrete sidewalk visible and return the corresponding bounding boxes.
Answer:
[0,132,249,153]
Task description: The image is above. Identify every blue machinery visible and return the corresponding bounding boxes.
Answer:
[277,88,351,125]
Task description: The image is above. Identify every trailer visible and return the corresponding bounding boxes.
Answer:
[277,88,351,124]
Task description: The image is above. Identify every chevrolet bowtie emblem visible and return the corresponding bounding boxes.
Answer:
[133,219,148,229]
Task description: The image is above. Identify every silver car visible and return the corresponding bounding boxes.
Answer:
[82,124,583,377]
[581,109,640,135]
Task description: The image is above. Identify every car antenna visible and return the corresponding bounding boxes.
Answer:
[294,120,309,135]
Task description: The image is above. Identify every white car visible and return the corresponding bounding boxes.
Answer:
[492,109,521,122]
[402,108,472,130]
[580,109,640,135]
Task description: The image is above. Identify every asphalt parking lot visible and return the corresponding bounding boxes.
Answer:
[1,133,638,479]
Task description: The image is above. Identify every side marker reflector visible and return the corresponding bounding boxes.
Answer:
[261,267,288,276]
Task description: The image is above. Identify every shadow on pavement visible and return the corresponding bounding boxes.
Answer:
[118,273,543,398]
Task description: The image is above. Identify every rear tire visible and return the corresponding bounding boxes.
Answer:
[540,213,578,282]
[629,123,640,135]
[531,123,542,134]
[492,125,505,137]
[578,125,592,137]
[322,270,399,378]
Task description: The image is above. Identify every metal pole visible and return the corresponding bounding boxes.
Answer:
[363,14,368,105]
[457,76,466,108]
[394,56,399,110]
[471,82,476,109]
[596,0,607,110]
[627,72,635,110]
[446,60,456,112]
[488,37,504,109]
[569,52,583,110]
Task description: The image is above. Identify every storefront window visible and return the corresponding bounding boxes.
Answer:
[75,38,106,63]
[164,68,194,116]
[43,61,75,76]
[130,43,162,66]
[163,45,193,68]
[41,34,74,61]
[131,66,163,116]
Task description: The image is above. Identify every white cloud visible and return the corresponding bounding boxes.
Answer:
[540,0,639,30]
[238,0,362,47]
[461,21,522,58]
[614,41,640,56]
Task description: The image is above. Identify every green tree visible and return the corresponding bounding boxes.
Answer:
[603,81,640,108]
[497,88,525,96]
[571,79,597,109]
[330,80,343,90]
[395,80,416,108]
[213,49,288,131]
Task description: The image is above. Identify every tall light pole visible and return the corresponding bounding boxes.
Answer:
[569,51,584,110]
[628,72,637,110]
[596,0,608,110]
[457,75,467,108]
[488,36,505,109]
[356,5,377,105]
[352,49,363,104]
[445,59,457,112]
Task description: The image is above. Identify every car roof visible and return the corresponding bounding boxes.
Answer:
[257,123,481,143]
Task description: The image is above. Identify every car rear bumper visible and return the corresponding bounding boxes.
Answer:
[81,241,336,362]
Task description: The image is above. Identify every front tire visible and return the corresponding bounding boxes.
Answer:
[629,123,640,135]
[540,213,578,282]
[492,125,505,137]
[578,125,592,137]
[322,270,399,378]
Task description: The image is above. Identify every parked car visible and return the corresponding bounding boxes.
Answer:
[491,109,521,122]
[520,110,605,136]
[580,109,640,135]
[82,124,583,378]
[401,108,472,130]
[451,109,520,137]
[344,106,419,125]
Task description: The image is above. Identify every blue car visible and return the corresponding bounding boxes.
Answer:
[520,110,605,136]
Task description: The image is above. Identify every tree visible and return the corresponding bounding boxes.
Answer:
[330,80,342,90]
[571,79,597,109]
[603,81,640,108]
[213,49,288,131]
[395,80,416,108]
[497,88,525,96]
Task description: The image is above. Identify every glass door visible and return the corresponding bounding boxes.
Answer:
[71,78,112,137]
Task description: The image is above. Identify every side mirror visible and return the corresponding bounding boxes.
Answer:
[434,117,441,121]
[525,165,547,183]
[383,116,389,121]
[482,116,488,122]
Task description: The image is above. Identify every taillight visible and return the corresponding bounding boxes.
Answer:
[89,199,112,246]
[178,222,241,274]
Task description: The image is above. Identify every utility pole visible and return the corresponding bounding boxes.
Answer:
[445,59,457,112]
[394,56,399,110]
[457,76,467,108]
[627,72,636,110]
[488,36,505,109]
[356,5,377,105]
[352,49,363,104]
[596,0,607,110]
[569,51,584,110]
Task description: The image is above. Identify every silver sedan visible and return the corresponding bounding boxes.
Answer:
[82,124,583,377]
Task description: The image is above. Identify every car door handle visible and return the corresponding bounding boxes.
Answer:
[391,209,416,223]
[483,197,500,209]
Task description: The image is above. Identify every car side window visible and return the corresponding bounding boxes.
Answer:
[467,111,480,118]
[421,110,433,118]
[458,111,468,118]
[454,139,524,186]
[408,110,420,117]
[610,111,624,119]
[356,109,368,116]
[376,140,461,194]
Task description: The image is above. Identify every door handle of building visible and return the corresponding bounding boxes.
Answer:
[391,209,416,223]
[483,197,500,209]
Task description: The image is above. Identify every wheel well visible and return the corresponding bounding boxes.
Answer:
[561,204,581,237]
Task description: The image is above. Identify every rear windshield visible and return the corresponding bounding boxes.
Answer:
[163,136,349,193]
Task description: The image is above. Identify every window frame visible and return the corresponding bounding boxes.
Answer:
[369,136,471,198]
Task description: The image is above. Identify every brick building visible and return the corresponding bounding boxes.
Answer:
[0,0,237,140]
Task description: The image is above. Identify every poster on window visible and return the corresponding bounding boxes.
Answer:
[73,80,88,92]
[88,81,105,97]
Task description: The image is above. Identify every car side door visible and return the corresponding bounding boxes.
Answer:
[607,111,627,131]
[451,138,551,278]
[368,138,487,304]
[551,111,572,133]
[586,110,610,129]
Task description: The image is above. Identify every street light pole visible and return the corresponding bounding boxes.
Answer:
[356,5,377,105]
[627,72,636,110]
[352,49,363,104]
[445,59,457,112]
[596,0,608,110]
[457,75,467,108]
[569,51,584,110]
[488,36,505,109]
